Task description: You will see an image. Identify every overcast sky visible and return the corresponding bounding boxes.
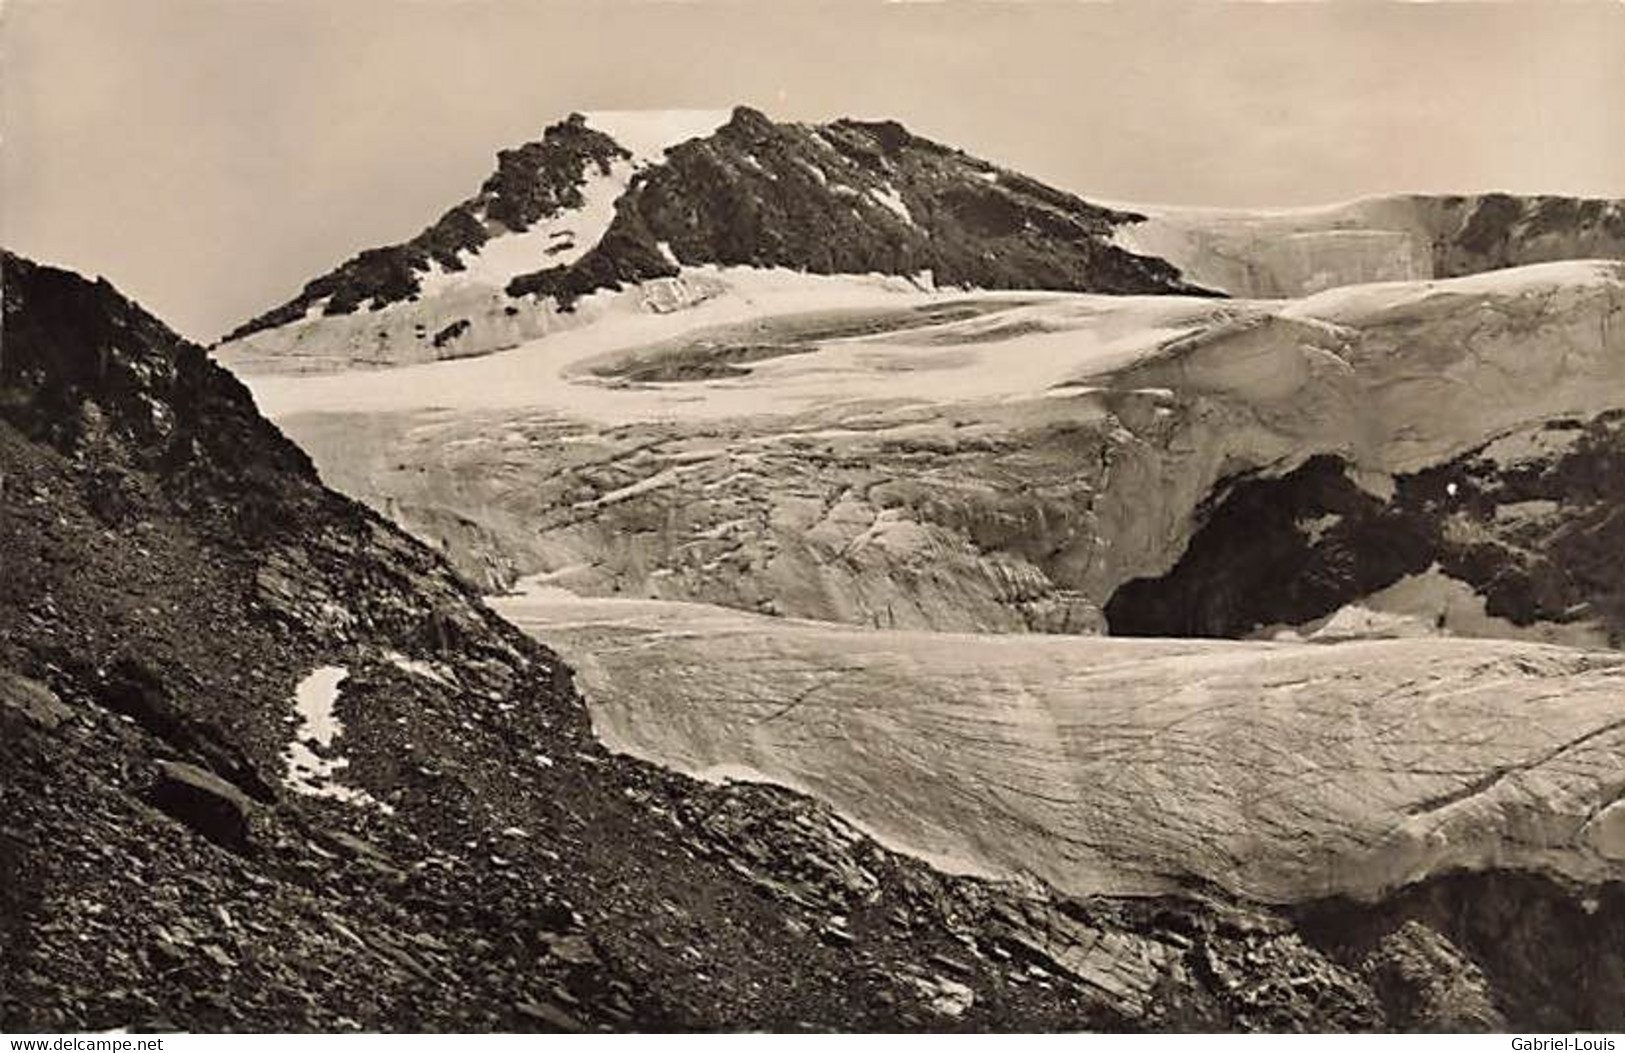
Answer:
[3,0,1621,341]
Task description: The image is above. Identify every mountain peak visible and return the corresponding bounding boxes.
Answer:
[719,104,777,138]
[217,107,1204,364]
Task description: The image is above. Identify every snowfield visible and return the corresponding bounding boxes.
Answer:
[282,665,393,813]
[245,259,1625,465]
[239,266,979,419]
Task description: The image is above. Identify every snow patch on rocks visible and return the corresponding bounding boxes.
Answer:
[419,165,630,296]
[282,666,392,813]
[868,184,915,227]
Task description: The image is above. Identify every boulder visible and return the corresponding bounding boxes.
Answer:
[145,760,257,854]
[0,672,72,730]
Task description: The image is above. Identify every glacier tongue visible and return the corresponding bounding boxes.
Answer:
[492,582,1625,905]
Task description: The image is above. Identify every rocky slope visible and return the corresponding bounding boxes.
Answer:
[1111,193,1625,299]
[214,107,1207,372]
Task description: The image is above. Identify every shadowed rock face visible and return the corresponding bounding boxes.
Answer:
[1107,455,1427,637]
[1436,194,1625,277]
[1296,871,1625,1032]
[1106,413,1625,645]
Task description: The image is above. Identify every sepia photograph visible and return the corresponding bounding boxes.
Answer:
[2,0,1624,1038]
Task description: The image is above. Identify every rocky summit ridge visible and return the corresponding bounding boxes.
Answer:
[216,106,1209,371]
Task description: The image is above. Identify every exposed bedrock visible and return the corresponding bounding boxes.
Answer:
[1297,872,1625,1031]
[1107,412,1625,645]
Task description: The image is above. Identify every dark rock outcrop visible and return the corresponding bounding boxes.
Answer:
[1105,455,1424,637]
[1105,413,1625,644]
[1439,193,1625,278]
[145,761,258,855]
[1359,922,1505,1032]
